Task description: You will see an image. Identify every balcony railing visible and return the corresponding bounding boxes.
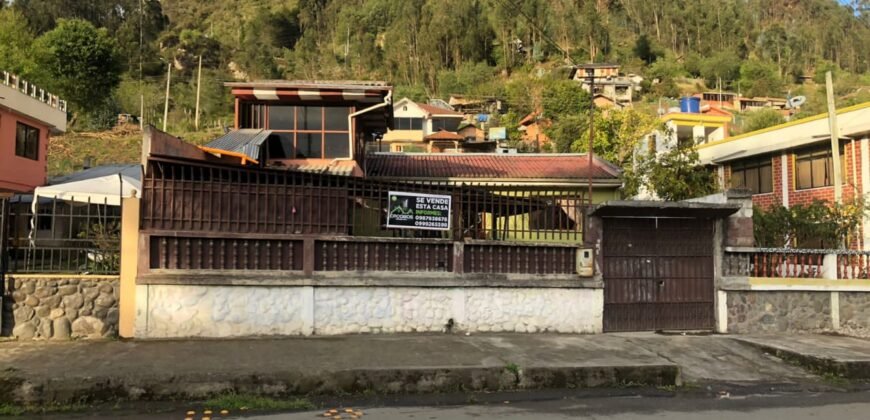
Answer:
[723,247,870,280]
[2,71,67,112]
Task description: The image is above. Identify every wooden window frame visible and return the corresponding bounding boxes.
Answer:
[15,121,40,161]
[730,156,773,194]
[265,105,355,159]
[794,146,844,190]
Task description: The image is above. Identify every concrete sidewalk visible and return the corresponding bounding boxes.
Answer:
[734,334,870,379]
[0,333,858,405]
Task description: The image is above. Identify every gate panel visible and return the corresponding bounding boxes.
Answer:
[603,217,715,332]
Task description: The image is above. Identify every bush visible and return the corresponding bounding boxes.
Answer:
[753,199,867,249]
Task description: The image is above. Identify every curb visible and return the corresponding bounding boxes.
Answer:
[0,364,680,405]
[733,338,870,379]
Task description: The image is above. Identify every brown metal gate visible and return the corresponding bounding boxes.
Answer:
[603,217,715,332]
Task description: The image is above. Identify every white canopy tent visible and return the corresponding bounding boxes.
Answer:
[29,170,141,243]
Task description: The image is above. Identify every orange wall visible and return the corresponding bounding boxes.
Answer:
[0,108,49,193]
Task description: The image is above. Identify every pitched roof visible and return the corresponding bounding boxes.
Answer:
[48,164,141,185]
[424,130,465,141]
[416,102,464,117]
[366,153,621,181]
[224,80,391,91]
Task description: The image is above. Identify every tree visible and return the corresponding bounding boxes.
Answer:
[699,51,740,89]
[31,19,122,124]
[742,108,785,133]
[0,8,37,76]
[627,137,718,200]
[633,35,657,65]
[738,60,783,97]
[571,108,663,168]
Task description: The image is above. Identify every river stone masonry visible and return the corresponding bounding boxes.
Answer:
[2,277,119,340]
[726,291,832,333]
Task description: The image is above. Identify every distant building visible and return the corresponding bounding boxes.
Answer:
[376,97,496,153]
[0,71,67,195]
[517,111,551,151]
[569,64,643,106]
[696,92,789,115]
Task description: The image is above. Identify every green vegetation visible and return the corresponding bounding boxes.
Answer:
[504,362,521,376]
[626,137,719,201]
[753,199,868,249]
[201,394,314,412]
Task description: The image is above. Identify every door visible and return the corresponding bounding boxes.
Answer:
[603,217,715,332]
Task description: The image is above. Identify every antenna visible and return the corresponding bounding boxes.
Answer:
[787,96,807,109]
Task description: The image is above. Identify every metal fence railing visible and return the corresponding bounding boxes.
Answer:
[3,196,121,274]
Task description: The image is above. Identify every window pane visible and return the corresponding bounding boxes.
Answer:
[268,105,294,130]
[267,133,294,159]
[759,163,773,193]
[16,124,26,156]
[324,107,349,131]
[299,106,322,130]
[745,167,760,193]
[796,159,812,189]
[296,133,322,158]
[26,127,38,160]
[410,118,423,130]
[324,133,350,158]
[730,169,745,189]
[812,157,827,187]
[15,123,38,160]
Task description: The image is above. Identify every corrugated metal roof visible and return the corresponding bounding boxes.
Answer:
[366,153,621,181]
[48,164,140,185]
[204,129,271,161]
[225,80,391,90]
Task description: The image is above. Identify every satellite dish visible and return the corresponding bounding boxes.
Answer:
[787,95,807,109]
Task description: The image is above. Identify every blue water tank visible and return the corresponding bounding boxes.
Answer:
[680,97,701,113]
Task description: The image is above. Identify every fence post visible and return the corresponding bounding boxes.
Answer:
[822,252,841,331]
[0,196,8,334]
[822,253,838,280]
[303,238,315,276]
[453,242,464,274]
[119,196,141,338]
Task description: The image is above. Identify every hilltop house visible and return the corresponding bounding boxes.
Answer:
[377,97,466,153]
[517,111,552,151]
[202,80,393,176]
[569,64,643,106]
[0,72,67,196]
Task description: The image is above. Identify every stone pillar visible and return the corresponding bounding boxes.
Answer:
[724,189,754,247]
[822,252,841,331]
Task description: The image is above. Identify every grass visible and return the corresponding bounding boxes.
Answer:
[201,394,314,412]
[48,125,224,177]
[0,403,88,416]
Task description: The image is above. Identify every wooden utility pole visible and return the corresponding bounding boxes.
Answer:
[826,71,842,203]
[194,55,202,130]
[586,69,595,206]
[162,62,171,131]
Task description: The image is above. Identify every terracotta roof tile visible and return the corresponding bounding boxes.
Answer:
[416,102,464,116]
[424,130,465,141]
[366,154,621,180]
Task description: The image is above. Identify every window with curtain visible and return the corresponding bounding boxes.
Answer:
[730,156,773,193]
[266,106,352,159]
[795,146,845,190]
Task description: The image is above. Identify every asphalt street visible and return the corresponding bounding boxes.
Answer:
[251,391,870,420]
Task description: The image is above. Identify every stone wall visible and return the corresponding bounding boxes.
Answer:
[2,276,119,340]
[137,285,602,338]
[840,292,870,332]
[726,291,832,333]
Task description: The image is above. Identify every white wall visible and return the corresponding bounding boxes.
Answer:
[136,285,603,338]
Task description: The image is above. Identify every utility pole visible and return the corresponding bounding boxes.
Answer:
[163,62,171,132]
[585,67,596,206]
[194,55,202,130]
[139,0,144,129]
[826,71,842,203]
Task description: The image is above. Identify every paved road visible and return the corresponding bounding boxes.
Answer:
[250,392,870,420]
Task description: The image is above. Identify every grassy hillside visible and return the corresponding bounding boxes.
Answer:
[48,125,224,177]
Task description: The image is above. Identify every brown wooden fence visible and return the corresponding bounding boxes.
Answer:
[140,157,589,277]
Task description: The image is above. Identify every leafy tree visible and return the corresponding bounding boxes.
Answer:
[31,19,122,122]
[699,51,740,89]
[738,60,783,97]
[0,8,37,76]
[754,199,867,249]
[633,35,657,65]
[572,108,663,168]
[627,137,718,200]
[742,109,785,132]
